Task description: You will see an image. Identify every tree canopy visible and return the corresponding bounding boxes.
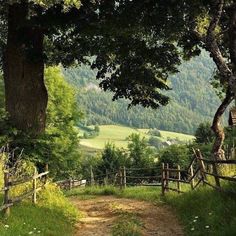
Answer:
[1,0,236,160]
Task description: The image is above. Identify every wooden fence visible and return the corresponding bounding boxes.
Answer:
[161,148,236,195]
[56,179,86,190]
[0,165,49,216]
[86,166,161,189]
[125,167,161,187]
[56,148,236,195]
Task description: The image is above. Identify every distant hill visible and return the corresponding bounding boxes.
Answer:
[63,51,221,134]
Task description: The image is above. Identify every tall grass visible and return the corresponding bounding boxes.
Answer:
[165,185,236,236]
[0,183,79,236]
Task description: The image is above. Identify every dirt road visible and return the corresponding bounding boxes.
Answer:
[71,196,183,236]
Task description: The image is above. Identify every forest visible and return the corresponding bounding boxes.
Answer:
[64,51,222,134]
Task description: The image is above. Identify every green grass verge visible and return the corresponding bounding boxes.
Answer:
[0,183,79,236]
[66,185,163,204]
[165,185,236,236]
[67,184,236,236]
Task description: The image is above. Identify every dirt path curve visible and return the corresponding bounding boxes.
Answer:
[70,196,183,236]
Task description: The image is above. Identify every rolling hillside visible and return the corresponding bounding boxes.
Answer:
[63,51,223,135]
[79,125,194,150]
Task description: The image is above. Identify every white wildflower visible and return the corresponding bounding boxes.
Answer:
[209,212,212,215]
[28,232,33,235]
[205,225,210,229]
[195,216,199,219]
[193,219,197,223]
[191,227,195,231]
[37,231,41,234]
[34,228,37,230]
[4,225,9,228]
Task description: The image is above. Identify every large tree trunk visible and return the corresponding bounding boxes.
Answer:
[3,3,47,135]
[211,90,234,160]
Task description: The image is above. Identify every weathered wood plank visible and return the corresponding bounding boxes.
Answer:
[204,172,236,182]
[165,177,189,184]
[200,158,236,164]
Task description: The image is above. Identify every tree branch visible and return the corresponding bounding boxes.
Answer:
[206,0,232,82]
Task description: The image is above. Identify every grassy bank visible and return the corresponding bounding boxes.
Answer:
[0,184,79,236]
[66,185,236,236]
[165,185,236,236]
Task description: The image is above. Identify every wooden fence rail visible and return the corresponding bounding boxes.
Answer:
[0,165,49,216]
[56,179,86,190]
[85,166,161,188]
[161,148,236,195]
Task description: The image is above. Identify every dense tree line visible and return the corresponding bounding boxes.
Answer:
[64,52,223,134]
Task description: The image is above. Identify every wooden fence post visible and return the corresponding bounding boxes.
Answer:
[212,163,221,188]
[161,163,165,195]
[90,165,95,186]
[123,166,126,188]
[104,169,108,186]
[4,171,10,216]
[195,149,207,184]
[32,167,37,204]
[190,164,195,190]
[177,165,181,193]
[166,163,169,191]
[44,163,48,185]
[69,178,73,190]
[119,168,123,190]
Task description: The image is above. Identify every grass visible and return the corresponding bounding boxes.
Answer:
[79,124,194,150]
[112,212,142,236]
[66,185,163,204]
[165,185,236,236]
[67,184,236,236]
[0,183,79,236]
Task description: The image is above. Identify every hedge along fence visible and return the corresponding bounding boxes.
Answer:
[161,148,236,195]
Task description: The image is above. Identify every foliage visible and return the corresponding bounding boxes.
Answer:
[64,52,220,134]
[148,129,162,137]
[158,144,191,169]
[195,122,215,144]
[0,0,189,110]
[81,133,158,182]
[44,67,82,179]
[127,134,155,169]
[82,125,100,139]
[98,143,128,174]
[148,136,162,149]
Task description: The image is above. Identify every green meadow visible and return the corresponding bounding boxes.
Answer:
[79,125,194,150]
